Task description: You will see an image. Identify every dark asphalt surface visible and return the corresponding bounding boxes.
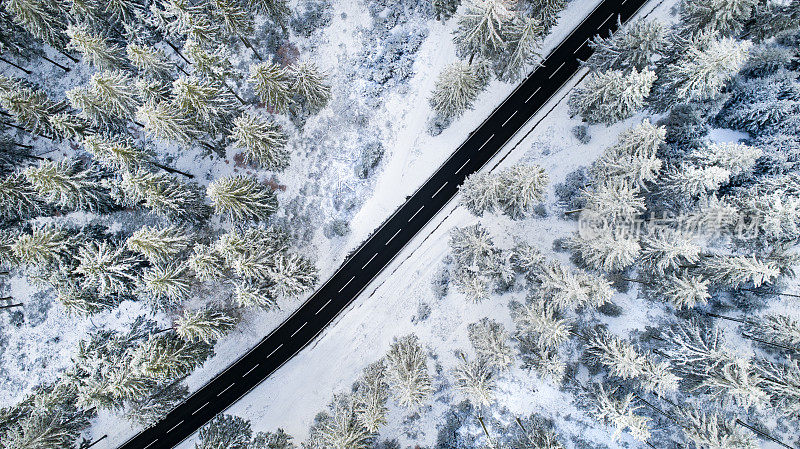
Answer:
[118,0,650,447]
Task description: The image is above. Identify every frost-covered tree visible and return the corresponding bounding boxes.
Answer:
[581,181,645,221]
[251,429,295,449]
[188,243,227,281]
[0,172,43,219]
[141,262,194,309]
[246,0,290,28]
[127,43,175,80]
[132,332,212,381]
[664,164,730,198]
[216,226,288,280]
[650,271,711,309]
[701,254,781,288]
[68,71,141,127]
[744,314,800,351]
[249,61,292,113]
[511,295,572,350]
[467,318,514,370]
[496,14,544,82]
[126,225,192,263]
[591,385,651,443]
[385,334,432,409]
[288,62,331,112]
[49,112,92,140]
[353,360,388,433]
[3,0,68,51]
[449,223,499,273]
[569,224,641,272]
[453,0,514,61]
[638,226,701,275]
[0,76,66,137]
[83,134,154,172]
[266,252,317,298]
[234,280,277,310]
[176,308,239,344]
[66,24,127,71]
[591,120,665,188]
[11,225,74,268]
[692,142,761,178]
[24,159,113,212]
[698,357,768,409]
[196,414,252,449]
[172,76,239,134]
[127,380,188,426]
[586,19,667,71]
[534,263,614,310]
[528,0,566,30]
[452,354,496,407]
[429,59,490,119]
[55,284,117,316]
[759,359,800,415]
[431,0,460,21]
[230,112,290,171]
[207,175,278,221]
[679,0,757,36]
[680,410,758,449]
[136,100,200,145]
[568,68,656,125]
[119,169,209,223]
[309,394,372,449]
[460,164,548,218]
[75,241,142,295]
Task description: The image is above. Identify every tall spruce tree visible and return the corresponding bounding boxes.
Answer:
[206,175,278,222]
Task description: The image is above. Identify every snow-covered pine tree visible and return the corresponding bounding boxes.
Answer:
[758,358,800,415]
[210,0,257,54]
[24,159,114,212]
[591,384,651,443]
[83,133,154,172]
[429,59,490,119]
[136,100,200,145]
[568,67,656,125]
[67,71,141,128]
[495,14,544,82]
[638,226,701,275]
[467,318,514,370]
[0,386,92,449]
[288,62,331,112]
[56,283,117,315]
[511,295,572,350]
[310,394,373,449]
[103,0,142,25]
[266,252,317,298]
[249,61,293,113]
[651,271,711,309]
[0,172,43,219]
[75,241,142,295]
[141,262,194,309]
[246,0,290,29]
[172,75,239,135]
[452,354,496,407]
[188,243,227,281]
[679,0,758,37]
[692,142,761,178]
[591,121,664,188]
[664,318,732,370]
[11,225,74,268]
[196,414,252,449]
[216,226,288,280]
[586,331,680,395]
[743,314,800,351]
[251,429,296,449]
[176,308,239,344]
[497,164,549,218]
[230,111,290,171]
[569,224,641,272]
[0,75,66,137]
[664,163,730,198]
[699,356,768,409]
[533,263,614,310]
[453,0,514,61]
[385,334,433,409]
[353,360,389,433]
[517,336,566,382]
[701,254,781,288]
[3,0,68,51]
[207,175,278,222]
[449,223,499,273]
[680,410,758,449]
[581,180,646,221]
[431,0,460,21]
[49,112,92,140]
[528,0,566,31]
[234,280,278,310]
[507,415,565,449]
[127,43,175,80]
[459,171,504,216]
[132,332,213,381]
[586,19,666,71]
[126,225,191,264]
[136,78,173,104]
[126,380,188,426]
[66,24,127,71]
[510,241,544,275]
[119,169,210,223]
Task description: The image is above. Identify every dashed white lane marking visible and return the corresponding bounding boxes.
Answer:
[477,134,494,151]
[315,298,332,315]
[548,62,566,79]
[455,158,471,174]
[143,439,159,449]
[432,181,448,198]
[362,253,378,269]
[166,421,184,434]
[290,322,307,338]
[385,229,402,245]
[217,383,234,397]
[267,343,283,358]
[243,363,259,377]
[337,276,355,292]
[408,205,424,222]
[501,111,518,127]
[574,37,590,54]
[525,87,541,103]
[598,13,614,30]
[191,402,209,415]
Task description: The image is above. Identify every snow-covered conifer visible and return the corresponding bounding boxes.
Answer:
[638,227,701,275]
[251,429,296,449]
[196,414,252,449]
[172,76,239,134]
[266,252,317,298]
[592,120,665,188]
[127,380,188,426]
[56,284,116,316]
[431,0,460,21]
[651,271,711,309]
[49,112,93,140]
[24,159,113,212]
[452,354,496,407]
[581,181,645,221]
[510,241,544,275]
[68,71,141,127]
[119,169,209,223]
[12,225,74,268]
[586,19,666,71]
[230,112,290,171]
[449,223,498,272]
[141,262,194,309]
[234,280,277,310]
[467,318,514,370]
[453,0,514,60]
[127,43,175,80]
[744,314,800,351]
[569,224,641,272]
[353,360,389,433]
[681,410,758,449]
[701,254,781,288]
[528,0,566,30]
[429,59,490,118]
[385,334,433,409]
[66,24,127,71]
[136,78,172,104]
[126,225,191,264]
[188,243,227,281]
[511,296,571,349]
[592,385,651,443]
[568,68,656,125]
[496,15,544,82]
[311,394,373,449]
[680,0,757,36]
[517,337,566,382]
[0,77,66,137]
[288,62,331,112]
[132,332,212,381]
[534,263,614,310]
[452,269,491,302]
[759,359,800,415]
[3,0,68,50]
[136,100,200,145]
[75,241,141,295]
[693,142,761,178]
[246,0,290,27]
[249,61,293,112]
[699,357,767,409]
[176,308,238,344]
[460,164,548,218]
[207,175,278,221]
[665,164,730,198]
[664,319,732,369]
[83,134,154,172]
[0,172,42,219]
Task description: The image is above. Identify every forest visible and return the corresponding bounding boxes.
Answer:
[1,0,799,447]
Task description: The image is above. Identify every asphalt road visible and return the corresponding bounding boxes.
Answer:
[119,0,650,447]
